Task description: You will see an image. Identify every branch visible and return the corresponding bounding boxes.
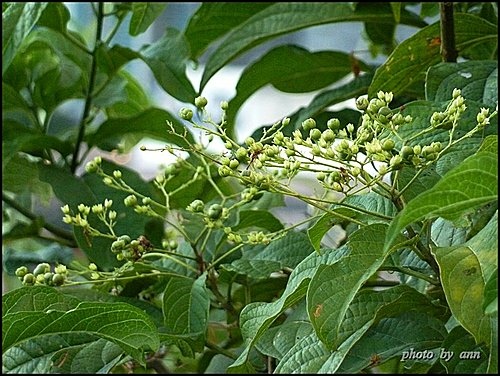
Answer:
[440,2,458,62]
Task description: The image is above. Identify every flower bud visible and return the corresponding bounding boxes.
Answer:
[310,128,322,141]
[302,118,316,131]
[124,195,138,207]
[85,161,98,173]
[15,266,29,278]
[220,101,229,110]
[282,117,290,126]
[327,118,341,131]
[195,96,208,108]
[113,170,122,179]
[179,108,193,121]
[355,96,369,111]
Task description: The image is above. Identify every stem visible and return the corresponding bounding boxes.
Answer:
[2,192,75,243]
[380,266,440,285]
[440,2,458,62]
[70,2,104,173]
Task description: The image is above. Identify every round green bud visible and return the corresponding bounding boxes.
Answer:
[52,273,65,286]
[15,266,29,278]
[327,118,341,131]
[23,273,36,285]
[88,263,98,271]
[332,182,343,192]
[317,172,326,181]
[351,167,361,177]
[229,159,240,169]
[309,128,322,141]
[140,145,147,151]
[400,145,414,158]
[195,96,208,108]
[188,199,205,212]
[302,118,316,131]
[235,147,248,161]
[85,161,98,173]
[321,129,335,143]
[33,263,50,277]
[169,240,178,250]
[218,165,232,177]
[220,101,229,110]
[224,141,233,149]
[312,144,321,156]
[378,106,392,118]
[44,272,54,285]
[54,264,67,275]
[207,204,223,220]
[118,235,131,244]
[282,117,290,126]
[113,170,122,179]
[355,96,369,111]
[245,137,255,146]
[382,139,395,151]
[220,156,231,166]
[179,108,193,121]
[413,145,422,155]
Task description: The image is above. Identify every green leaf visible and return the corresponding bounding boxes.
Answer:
[479,135,498,154]
[2,2,48,74]
[2,243,74,275]
[278,287,446,373]
[37,2,70,33]
[233,210,283,232]
[140,28,196,103]
[129,2,167,36]
[307,223,391,349]
[338,311,447,373]
[369,13,498,97]
[2,334,123,374]
[426,61,498,107]
[184,2,274,59]
[307,193,396,252]
[222,231,313,279]
[432,212,497,344]
[439,326,489,374]
[483,270,498,315]
[224,46,368,132]
[2,286,80,314]
[386,151,498,252]
[162,273,210,353]
[227,246,350,372]
[3,155,53,204]
[86,107,193,151]
[255,321,314,360]
[287,73,372,130]
[2,287,160,363]
[200,2,426,91]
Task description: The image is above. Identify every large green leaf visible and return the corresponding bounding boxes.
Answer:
[277,287,446,373]
[140,27,195,103]
[369,13,498,97]
[184,2,275,59]
[432,212,497,346]
[426,61,498,107]
[308,193,396,252]
[129,2,167,36]
[307,223,392,349]
[2,334,123,374]
[337,311,447,373]
[200,2,426,91]
[224,46,367,131]
[386,151,498,252]
[86,107,193,151]
[222,231,313,279]
[439,326,489,374]
[2,286,159,364]
[227,246,350,372]
[161,273,210,353]
[2,2,48,74]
